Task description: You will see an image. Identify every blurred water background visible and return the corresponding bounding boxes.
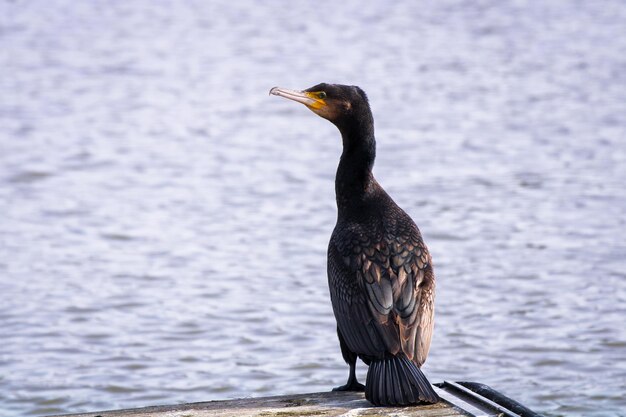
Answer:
[1,1,625,416]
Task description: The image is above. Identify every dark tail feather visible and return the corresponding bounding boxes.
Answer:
[365,355,439,406]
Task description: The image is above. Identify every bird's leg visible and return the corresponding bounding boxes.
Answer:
[333,359,365,392]
[333,328,366,392]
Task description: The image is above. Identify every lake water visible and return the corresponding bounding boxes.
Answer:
[1,1,625,416]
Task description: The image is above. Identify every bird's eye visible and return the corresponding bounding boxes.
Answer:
[318,92,327,99]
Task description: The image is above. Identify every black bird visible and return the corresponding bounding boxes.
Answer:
[270,83,439,406]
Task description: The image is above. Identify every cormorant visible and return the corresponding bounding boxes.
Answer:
[270,83,439,406]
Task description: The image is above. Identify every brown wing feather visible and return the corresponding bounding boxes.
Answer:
[413,266,435,366]
[330,223,435,365]
[389,235,435,366]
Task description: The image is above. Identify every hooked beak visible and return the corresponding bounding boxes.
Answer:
[269,87,326,109]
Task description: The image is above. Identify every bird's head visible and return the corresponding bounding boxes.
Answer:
[270,83,372,131]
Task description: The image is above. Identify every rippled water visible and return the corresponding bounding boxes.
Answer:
[1,1,625,416]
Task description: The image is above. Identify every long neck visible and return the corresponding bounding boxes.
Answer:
[335,116,376,216]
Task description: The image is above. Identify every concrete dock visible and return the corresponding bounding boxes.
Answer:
[51,391,466,417]
[49,382,541,417]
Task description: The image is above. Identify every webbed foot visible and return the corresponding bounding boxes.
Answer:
[333,381,365,392]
